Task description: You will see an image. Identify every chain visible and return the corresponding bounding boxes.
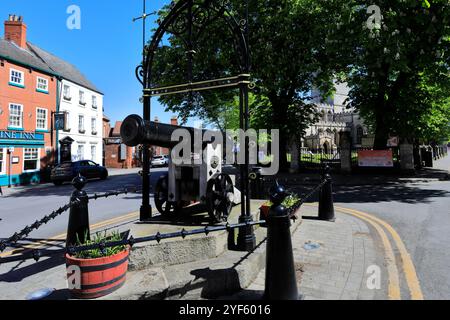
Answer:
[288,179,329,219]
[0,220,265,265]
[87,186,141,201]
[0,203,72,252]
[0,186,142,252]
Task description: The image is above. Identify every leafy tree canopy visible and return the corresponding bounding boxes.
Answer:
[328,0,450,147]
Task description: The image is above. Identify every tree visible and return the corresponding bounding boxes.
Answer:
[328,0,450,148]
[150,0,346,171]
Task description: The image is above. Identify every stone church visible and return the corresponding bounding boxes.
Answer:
[302,82,368,153]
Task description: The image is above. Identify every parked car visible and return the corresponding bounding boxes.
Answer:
[51,161,108,186]
[151,155,169,168]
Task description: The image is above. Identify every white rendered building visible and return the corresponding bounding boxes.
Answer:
[58,79,103,163]
[27,43,104,164]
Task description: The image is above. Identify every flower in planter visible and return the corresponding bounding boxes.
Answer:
[66,230,130,299]
[260,194,302,220]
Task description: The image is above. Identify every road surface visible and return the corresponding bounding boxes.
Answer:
[0,168,167,243]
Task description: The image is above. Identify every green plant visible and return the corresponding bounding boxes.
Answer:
[75,231,126,260]
[264,194,301,209]
[283,195,301,209]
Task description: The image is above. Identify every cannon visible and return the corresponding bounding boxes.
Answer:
[121,114,240,223]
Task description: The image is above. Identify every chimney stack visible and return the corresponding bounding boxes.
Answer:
[4,14,27,48]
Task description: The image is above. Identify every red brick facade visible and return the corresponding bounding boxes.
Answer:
[0,17,57,186]
[102,116,178,169]
[4,16,27,49]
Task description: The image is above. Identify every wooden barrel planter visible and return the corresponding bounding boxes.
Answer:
[66,247,130,299]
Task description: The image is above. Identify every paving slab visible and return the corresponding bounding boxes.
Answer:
[223,205,387,300]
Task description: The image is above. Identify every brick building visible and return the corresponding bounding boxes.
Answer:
[103,115,178,169]
[0,15,103,187]
[0,15,58,186]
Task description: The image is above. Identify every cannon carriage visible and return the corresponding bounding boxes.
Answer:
[121,114,240,223]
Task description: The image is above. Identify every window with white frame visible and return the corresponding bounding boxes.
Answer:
[9,104,23,128]
[36,108,48,131]
[0,148,5,175]
[78,115,85,133]
[77,145,85,160]
[79,90,86,105]
[91,145,97,161]
[10,69,24,86]
[63,85,71,100]
[36,77,48,92]
[64,112,71,131]
[92,95,97,109]
[24,148,39,172]
[91,118,97,134]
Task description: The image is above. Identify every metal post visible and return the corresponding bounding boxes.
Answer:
[237,82,256,252]
[249,167,263,199]
[264,183,299,300]
[319,165,335,222]
[66,175,90,247]
[140,95,152,221]
[7,149,12,188]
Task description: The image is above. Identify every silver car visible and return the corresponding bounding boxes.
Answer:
[151,155,169,167]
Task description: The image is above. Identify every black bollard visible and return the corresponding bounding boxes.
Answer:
[319,165,336,222]
[264,183,300,301]
[66,174,90,247]
[249,167,263,199]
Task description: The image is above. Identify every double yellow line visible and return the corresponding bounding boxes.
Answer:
[0,211,139,259]
[306,204,424,300]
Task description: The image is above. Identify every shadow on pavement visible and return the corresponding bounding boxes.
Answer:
[0,255,65,283]
[333,184,449,204]
[288,182,449,205]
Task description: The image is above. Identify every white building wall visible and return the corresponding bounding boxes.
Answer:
[57,79,103,164]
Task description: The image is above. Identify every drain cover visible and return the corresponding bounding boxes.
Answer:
[26,288,55,300]
[303,241,321,251]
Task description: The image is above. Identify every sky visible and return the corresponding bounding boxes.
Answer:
[0,0,199,127]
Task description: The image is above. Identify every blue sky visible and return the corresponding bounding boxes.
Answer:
[0,0,198,127]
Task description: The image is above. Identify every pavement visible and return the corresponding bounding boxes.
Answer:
[1,154,449,300]
[222,206,387,300]
[332,154,450,300]
[0,168,167,245]
[0,204,392,301]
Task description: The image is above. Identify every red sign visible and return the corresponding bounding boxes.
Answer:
[358,150,394,168]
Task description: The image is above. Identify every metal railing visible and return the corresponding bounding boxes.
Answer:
[0,170,336,301]
[0,171,334,268]
[0,186,141,253]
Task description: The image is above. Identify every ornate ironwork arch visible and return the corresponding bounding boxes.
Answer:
[136,0,250,91]
[136,0,256,251]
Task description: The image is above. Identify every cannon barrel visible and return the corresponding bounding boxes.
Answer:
[121,114,227,149]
